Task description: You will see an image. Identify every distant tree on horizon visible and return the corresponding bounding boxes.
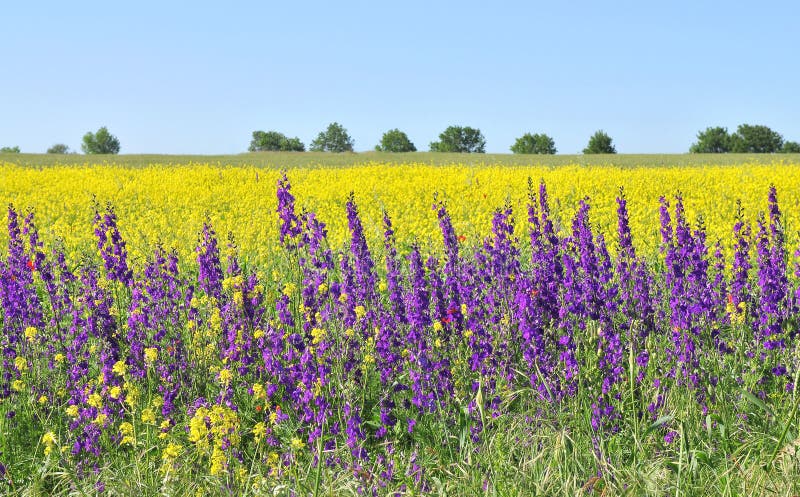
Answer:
[249,131,305,152]
[82,126,120,154]
[511,133,556,154]
[429,126,486,153]
[47,143,71,154]
[0,145,20,153]
[583,130,616,154]
[782,141,800,153]
[375,129,416,152]
[730,124,783,153]
[690,126,732,153]
[310,122,354,152]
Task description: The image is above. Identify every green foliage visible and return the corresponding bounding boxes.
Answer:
[510,133,557,154]
[583,130,616,154]
[248,130,305,152]
[429,126,486,153]
[310,122,354,153]
[375,129,416,152]
[690,126,732,153]
[46,143,70,154]
[730,124,783,153]
[0,145,20,153]
[782,141,800,153]
[81,126,120,154]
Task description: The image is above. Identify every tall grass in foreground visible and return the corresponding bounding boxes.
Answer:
[1,174,800,496]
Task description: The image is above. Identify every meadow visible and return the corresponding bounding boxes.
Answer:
[1,153,800,495]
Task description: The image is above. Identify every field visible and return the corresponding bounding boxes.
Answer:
[2,153,800,495]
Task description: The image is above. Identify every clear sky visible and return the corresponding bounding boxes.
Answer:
[2,0,798,155]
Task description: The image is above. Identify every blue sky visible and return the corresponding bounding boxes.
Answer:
[2,1,798,154]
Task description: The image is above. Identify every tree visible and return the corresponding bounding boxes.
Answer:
[375,129,416,152]
[47,143,70,154]
[309,122,354,152]
[510,133,556,154]
[81,126,120,154]
[429,126,486,153]
[782,141,800,153]
[730,124,783,153]
[249,131,305,152]
[689,126,731,153]
[583,130,616,154]
[0,146,20,153]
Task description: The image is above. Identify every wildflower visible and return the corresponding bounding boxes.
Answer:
[66,405,79,418]
[11,380,25,392]
[120,422,135,446]
[109,386,122,399]
[311,327,326,345]
[162,443,181,460]
[88,393,103,408]
[253,328,265,339]
[355,305,366,319]
[252,383,266,400]
[432,321,443,332]
[253,422,267,439]
[93,413,108,426]
[218,368,233,385]
[38,395,48,404]
[318,282,328,293]
[290,437,305,450]
[144,347,158,365]
[14,357,27,372]
[54,353,65,363]
[141,408,156,424]
[112,360,127,376]
[24,326,37,342]
[41,432,57,455]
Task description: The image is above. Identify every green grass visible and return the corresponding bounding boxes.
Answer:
[3,151,800,169]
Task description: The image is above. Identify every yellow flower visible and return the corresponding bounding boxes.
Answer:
[54,353,65,363]
[269,411,279,425]
[354,305,366,319]
[252,422,267,439]
[318,282,328,294]
[66,405,79,418]
[311,327,326,345]
[432,321,443,332]
[141,408,156,424]
[144,347,158,365]
[218,368,233,385]
[344,328,355,338]
[93,413,108,426]
[109,386,122,399]
[463,329,474,339]
[338,293,348,303]
[88,392,103,408]
[378,281,388,292]
[24,326,37,342]
[253,328,265,339]
[210,446,226,475]
[11,380,25,392]
[112,360,127,376]
[162,442,181,460]
[252,382,266,400]
[42,431,57,455]
[38,395,48,404]
[290,437,305,450]
[14,356,28,372]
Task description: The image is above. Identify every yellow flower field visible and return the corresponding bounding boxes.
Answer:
[1,160,799,266]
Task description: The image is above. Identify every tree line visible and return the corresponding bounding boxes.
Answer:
[2,124,798,155]
[249,123,618,154]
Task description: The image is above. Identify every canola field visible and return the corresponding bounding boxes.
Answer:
[2,158,800,496]
[2,160,800,265]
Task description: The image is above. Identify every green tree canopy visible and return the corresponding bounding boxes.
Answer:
[0,146,20,153]
[510,133,557,154]
[81,126,120,154]
[375,129,416,152]
[249,131,305,152]
[309,122,354,152]
[730,124,783,153]
[47,143,70,154]
[689,126,731,153]
[429,126,486,153]
[583,130,616,154]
